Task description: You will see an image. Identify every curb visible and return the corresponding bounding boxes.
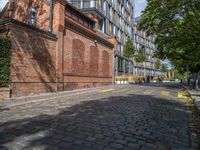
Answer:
[0,85,115,108]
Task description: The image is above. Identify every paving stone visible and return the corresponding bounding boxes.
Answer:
[83,141,94,148]
[110,143,124,149]
[86,137,96,142]
[92,144,104,150]
[0,84,196,150]
[127,142,140,149]
[114,139,127,145]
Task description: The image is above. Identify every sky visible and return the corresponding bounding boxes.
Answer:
[135,0,147,17]
[0,0,148,15]
[0,0,8,10]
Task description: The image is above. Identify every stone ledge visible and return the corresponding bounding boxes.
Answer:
[0,18,57,39]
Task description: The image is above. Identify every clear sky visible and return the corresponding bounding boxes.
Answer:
[0,0,148,17]
[135,0,147,17]
[0,0,8,10]
[0,0,148,15]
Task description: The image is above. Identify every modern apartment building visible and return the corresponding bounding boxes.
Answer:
[134,16,162,78]
[68,0,135,56]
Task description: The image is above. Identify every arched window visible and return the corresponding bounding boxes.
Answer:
[89,46,99,76]
[72,39,85,74]
[102,51,110,76]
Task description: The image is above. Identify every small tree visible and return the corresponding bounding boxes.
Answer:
[124,38,135,58]
[135,48,146,63]
[155,59,161,69]
[161,64,168,72]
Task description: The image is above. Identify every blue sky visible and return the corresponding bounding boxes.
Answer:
[0,0,8,10]
[135,0,147,17]
[0,0,148,16]
[0,0,148,15]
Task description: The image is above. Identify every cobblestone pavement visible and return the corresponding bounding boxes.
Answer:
[0,83,198,150]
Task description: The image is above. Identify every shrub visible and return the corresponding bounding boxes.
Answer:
[0,37,11,87]
[115,76,128,81]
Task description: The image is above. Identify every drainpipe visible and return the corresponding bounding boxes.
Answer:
[112,50,115,85]
[49,0,53,32]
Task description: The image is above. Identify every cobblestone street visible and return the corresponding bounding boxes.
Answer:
[0,83,198,150]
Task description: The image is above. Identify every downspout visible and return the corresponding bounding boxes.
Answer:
[49,0,53,32]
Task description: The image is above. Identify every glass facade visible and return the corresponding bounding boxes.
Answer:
[134,17,161,77]
[68,0,135,57]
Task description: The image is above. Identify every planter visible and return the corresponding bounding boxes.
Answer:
[0,87,10,100]
[124,80,128,84]
[129,80,136,84]
[115,80,129,84]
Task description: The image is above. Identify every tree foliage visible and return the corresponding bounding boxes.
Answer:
[135,48,146,63]
[124,38,135,58]
[155,59,161,69]
[138,0,200,73]
[161,64,167,72]
[0,37,11,87]
[174,69,187,80]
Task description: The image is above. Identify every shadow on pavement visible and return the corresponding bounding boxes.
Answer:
[0,93,193,150]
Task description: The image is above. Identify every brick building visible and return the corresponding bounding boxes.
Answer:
[0,0,115,97]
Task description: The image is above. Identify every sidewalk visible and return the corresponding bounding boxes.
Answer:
[0,85,115,108]
[183,85,200,109]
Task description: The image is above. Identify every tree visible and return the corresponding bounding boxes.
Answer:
[174,69,187,80]
[138,0,200,74]
[155,59,161,69]
[124,38,135,58]
[161,64,167,72]
[135,48,146,63]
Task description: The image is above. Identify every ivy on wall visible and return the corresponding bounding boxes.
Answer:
[0,36,11,87]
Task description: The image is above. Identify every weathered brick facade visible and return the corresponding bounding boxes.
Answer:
[0,0,115,97]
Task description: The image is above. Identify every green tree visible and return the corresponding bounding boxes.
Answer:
[124,38,135,58]
[155,59,161,69]
[138,0,200,74]
[161,64,167,72]
[135,48,146,63]
[174,69,187,80]
[0,37,11,87]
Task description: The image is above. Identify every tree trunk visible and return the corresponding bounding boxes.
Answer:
[195,72,199,89]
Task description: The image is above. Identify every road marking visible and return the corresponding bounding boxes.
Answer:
[161,91,170,96]
[99,89,114,93]
[177,91,190,99]
[144,90,153,95]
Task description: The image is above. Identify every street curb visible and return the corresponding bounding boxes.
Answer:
[182,84,200,149]
[0,85,115,108]
[182,84,199,109]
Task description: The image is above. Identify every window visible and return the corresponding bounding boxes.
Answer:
[83,1,90,8]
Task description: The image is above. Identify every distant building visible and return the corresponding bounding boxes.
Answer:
[134,17,163,79]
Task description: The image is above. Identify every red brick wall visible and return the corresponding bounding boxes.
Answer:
[9,24,113,96]
[9,24,57,97]
[0,0,50,31]
[63,28,113,90]
[1,1,114,97]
